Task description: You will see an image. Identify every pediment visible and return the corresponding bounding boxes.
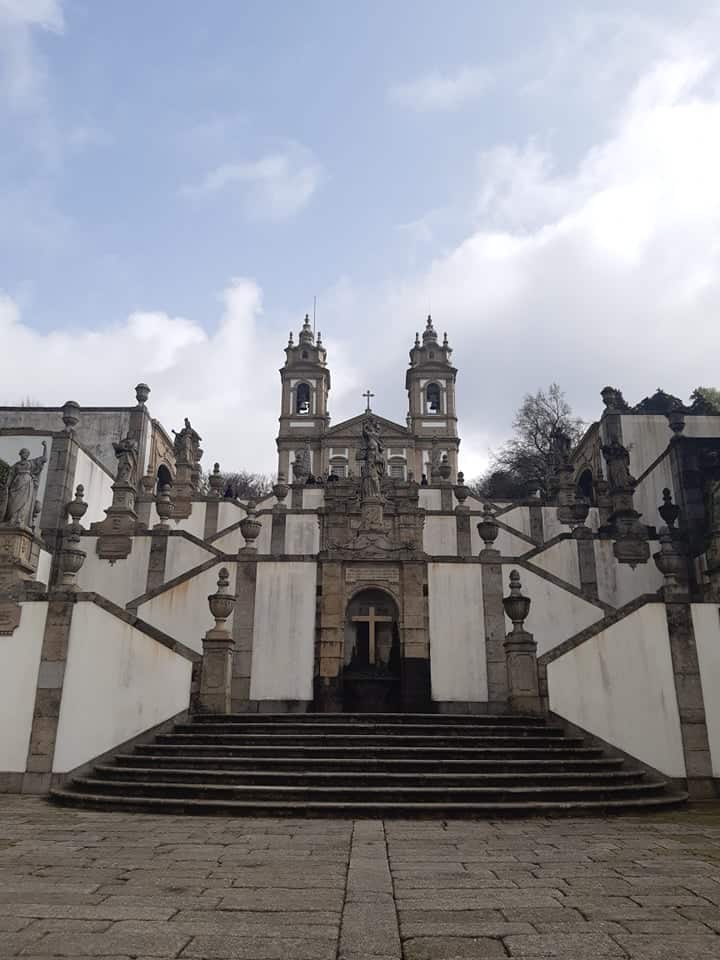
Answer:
[325,413,410,439]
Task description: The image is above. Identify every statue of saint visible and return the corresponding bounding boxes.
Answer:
[3,444,47,527]
[358,418,385,499]
[602,439,636,491]
[112,435,138,485]
[172,418,202,465]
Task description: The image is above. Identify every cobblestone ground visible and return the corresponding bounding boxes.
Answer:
[1,798,720,958]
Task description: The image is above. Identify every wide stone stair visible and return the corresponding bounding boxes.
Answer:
[50,713,687,817]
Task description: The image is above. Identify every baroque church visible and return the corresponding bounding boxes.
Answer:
[1,312,720,814]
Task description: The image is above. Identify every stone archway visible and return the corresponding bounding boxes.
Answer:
[342,588,401,712]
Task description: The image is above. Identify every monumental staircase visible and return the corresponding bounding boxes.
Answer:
[50,712,687,817]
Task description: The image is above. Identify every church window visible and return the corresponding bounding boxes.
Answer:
[296,382,311,415]
[390,463,405,480]
[425,382,442,414]
[330,456,347,479]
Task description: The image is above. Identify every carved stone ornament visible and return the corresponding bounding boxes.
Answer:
[61,400,80,433]
[658,488,680,531]
[600,386,630,413]
[135,382,151,406]
[653,526,687,600]
[666,408,686,435]
[208,567,235,629]
[477,503,499,552]
[239,502,262,551]
[1,444,47,528]
[154,483,174,528]
[208,462,224,499]
[272,472,289,508]
[66,484,88,532]
[454,471,470,509]
[59,528,86,590]
[503,569,531,631]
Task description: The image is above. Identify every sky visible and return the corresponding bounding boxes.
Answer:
[1,0,719,478]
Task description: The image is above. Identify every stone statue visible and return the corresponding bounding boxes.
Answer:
[112,435,139,486]
[172,418,202,465]
[602,439,636,491]
[358,418,385,500]
[550,427,571,469]
[3,444,47,527]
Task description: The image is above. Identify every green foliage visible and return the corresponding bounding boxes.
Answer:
[691,386,720,412]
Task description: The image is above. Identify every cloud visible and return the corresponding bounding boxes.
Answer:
[182,142,323,220]
[0,0,63,112]
[389,66,492,111]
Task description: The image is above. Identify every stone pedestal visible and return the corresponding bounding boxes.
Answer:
[504,628,542,715]
[172,462,194,519]
[360,496,385,531]
[199,631,235,714]
[92,479,138,561]
[0,526,41,594]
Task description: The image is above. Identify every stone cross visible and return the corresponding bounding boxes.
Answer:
[362,389,375,413]
[351,605,392,665]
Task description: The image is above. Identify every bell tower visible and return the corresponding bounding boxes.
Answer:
[276,314,331,479]
[405,315,459,480]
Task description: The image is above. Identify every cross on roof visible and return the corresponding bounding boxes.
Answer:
[363,389,375,413]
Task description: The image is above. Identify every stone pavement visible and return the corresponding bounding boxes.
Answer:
[1,799,720,958]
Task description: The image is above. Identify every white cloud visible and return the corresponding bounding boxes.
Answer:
[389,66,491,111]
[182,143,322,220]
[0,0,63,111]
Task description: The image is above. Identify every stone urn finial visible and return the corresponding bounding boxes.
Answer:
[240,500,262,551]
[209,462,224,499]
[273,472,289,509]
[154,483,174,529]
[666,407,686,435]
[658,488,680,531]
[61,400,80,434]
[207,567,235,630]
[503,569,531,633]
[66,484,88,533]
[653,527,687,599]
[477,503,499,552]
[454,471,469,508]
[438,454,452,482]
[135,383,151,407]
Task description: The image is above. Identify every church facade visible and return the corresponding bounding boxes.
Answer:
[1,315,720,802]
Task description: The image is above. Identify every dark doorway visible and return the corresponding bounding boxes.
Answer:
[343,589,401,712]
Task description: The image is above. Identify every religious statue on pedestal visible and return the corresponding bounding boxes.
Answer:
[112,435,138,486]
[358,418,385,500]
[2,444,47,528]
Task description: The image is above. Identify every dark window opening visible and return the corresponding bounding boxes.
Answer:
[296,382,311,415]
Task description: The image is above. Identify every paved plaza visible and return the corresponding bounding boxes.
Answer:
[1,799,720,958]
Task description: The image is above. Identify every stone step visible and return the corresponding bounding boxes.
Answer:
[191,712,548,726]
[174,721,568,737]
[93,764,647,787]
[157,732,582,748]
[135,742,602,760]
[115,752,626,773]
[70,776,670,804]
[49,788,689,818]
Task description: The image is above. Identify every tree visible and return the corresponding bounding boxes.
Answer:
[201,469,273,501]
[472,383,585,500]
[691,386,720,413]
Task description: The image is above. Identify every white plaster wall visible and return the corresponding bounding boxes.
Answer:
[548,603,685,777]
[428,563,487,702]
[212,526,244,554]
[634,454,674,534]
[35,549,52,587]
[53,602,192,773]
[164,536,215,582]
[530,539,581,589]
[470,524,532,558]
[622,416,670,478]
[0,436,52,504]
[594,540,664,608]
[423,517,458,556]
[692,604,720,776]
[303,489,325,509]
[684,415,720,438]
[72,449,113,526]
[285,515,320,555]
[218,500,246,528]
[502,564,602,657]
[136,561,230,654]
[76,537,152,607]
[419,488,442,510]
[250,562,317,701]
[500,506,533,539]
[541,507,567,542]
[170,503,206,540]
[0,602,46,771]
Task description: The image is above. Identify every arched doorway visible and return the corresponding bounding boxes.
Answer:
[156,463,173,494]
[343,588,401,712]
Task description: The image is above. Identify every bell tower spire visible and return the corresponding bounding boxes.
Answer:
[276,313,331,480]
[405,315,459,480]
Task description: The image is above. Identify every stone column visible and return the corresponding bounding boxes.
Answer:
[454,472,472,557]
[231,558,258,710]
[315,560,344,712]
[502,570,542,715]
[478,505,509,708]
[400,560,430,711]
[270,475,289,555]
[198,568,236,715]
